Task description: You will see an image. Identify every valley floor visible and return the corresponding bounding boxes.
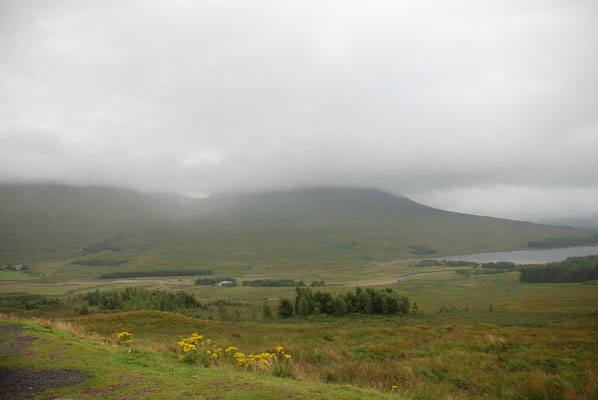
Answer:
[1,265,598,399]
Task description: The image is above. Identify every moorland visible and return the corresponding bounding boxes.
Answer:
[1,184,597,399]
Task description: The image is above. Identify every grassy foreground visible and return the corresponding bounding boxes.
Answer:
[69,310,598,400]
[0,315,394,400]
[2,309,597,399]
[2,263,598,399]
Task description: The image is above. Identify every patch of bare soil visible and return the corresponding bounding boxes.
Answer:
[0,367,87,399]
[0,321,36,356]
[83,376,148,398]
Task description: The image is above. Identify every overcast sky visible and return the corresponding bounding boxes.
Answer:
[1,0,597,223]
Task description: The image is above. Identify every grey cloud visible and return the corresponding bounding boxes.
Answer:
[0,0,597,221]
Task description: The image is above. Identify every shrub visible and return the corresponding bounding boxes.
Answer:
[117,331,133,346]
[277,298,294,318]
[175,333,292,377]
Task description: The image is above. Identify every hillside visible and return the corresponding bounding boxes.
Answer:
[0,184,201,255]
[0,184,595,269]
[131,187,597,270]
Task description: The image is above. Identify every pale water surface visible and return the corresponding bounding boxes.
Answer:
[441,245,598,264]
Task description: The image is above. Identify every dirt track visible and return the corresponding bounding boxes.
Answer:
[348,269,456,286]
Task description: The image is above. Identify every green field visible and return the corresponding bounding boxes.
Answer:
[1,184,598,398]
[2,265,597,399]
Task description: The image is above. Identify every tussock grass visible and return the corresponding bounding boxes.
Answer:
[61,309,598,399]
[1,315,395,400]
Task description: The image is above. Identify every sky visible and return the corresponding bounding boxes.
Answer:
[1,0,597,224]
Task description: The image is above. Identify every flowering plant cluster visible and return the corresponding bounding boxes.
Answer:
[176,333,215,365]
[176,333,292,376]
[117,331,133,346]
[100,336,113,344]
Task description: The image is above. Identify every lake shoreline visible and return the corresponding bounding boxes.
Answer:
[438,245,598,264]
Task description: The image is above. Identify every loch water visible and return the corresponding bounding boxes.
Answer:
[440,245,598,264]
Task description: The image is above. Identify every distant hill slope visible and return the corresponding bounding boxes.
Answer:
[0,184,201,252]
[198,187,430,222]
[166,187,595,263]
[0,184,595,266]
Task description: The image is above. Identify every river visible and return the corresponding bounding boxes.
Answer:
[440,245,598,264]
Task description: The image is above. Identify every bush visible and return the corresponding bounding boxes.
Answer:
[277,298,294,318]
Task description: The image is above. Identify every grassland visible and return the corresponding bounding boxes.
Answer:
[2,185,598,398]
[1,316,394,400]
[2,266,597,399]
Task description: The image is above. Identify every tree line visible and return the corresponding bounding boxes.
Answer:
[194,277,237,286]
[79,287,203,313]
[519,255,598,283]
[0,264,29,270]
[0,294,59,310]
[98,270,212,279]
[242,279,306,287]
[481,262,516,270]
[274,287,411,318]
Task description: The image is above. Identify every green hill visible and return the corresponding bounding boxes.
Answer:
[0,184,199,256]
[0,184,595,270]
[143,187,596,268]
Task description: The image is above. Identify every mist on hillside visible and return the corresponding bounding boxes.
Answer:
[1,1,597,225]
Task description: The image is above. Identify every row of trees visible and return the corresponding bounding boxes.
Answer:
[194,278,324,287]
[519,256,598,283]
[98,270,212,279]
[0,294,58,310]
[481,262,516,270]
[271,287,411,318]
[242,279,305,287]
[194,277,236,286]
[79,287,204,312]
[0,264,29,270]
